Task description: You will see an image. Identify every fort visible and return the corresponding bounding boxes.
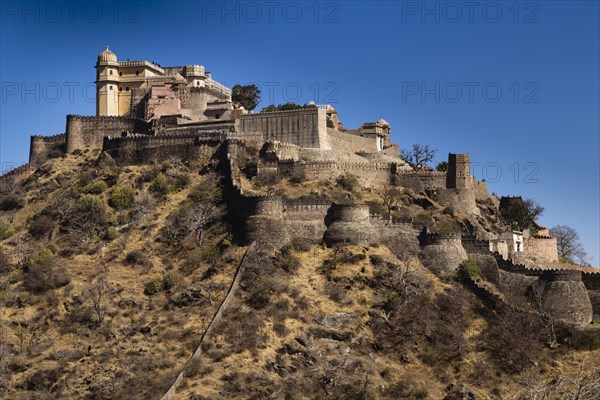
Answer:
[3,46,598,329]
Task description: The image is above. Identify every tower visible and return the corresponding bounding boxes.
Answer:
[446,153,471,189]
[96,45,119,116]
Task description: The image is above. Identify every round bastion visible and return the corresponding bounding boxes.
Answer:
[539,270,593,325]
[419,233,468,276]
[323,204,379,246]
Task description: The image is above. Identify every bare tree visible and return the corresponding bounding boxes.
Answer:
[530,280,557,347]
[85,278,110,327]
[400,144,437,168]
[550,225,589,265]
[376,185,403,223]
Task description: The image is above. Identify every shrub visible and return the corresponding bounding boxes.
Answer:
[75,194,108,226]
[143,274,172,296]
[110,185,134,210]
[0,222,16,240]
[336,172,359,192]
[24,248,71,292]
[0,193,24,210]
[274,244,301,273]
[457,259,482,281]
[149,173,170,194]
[124,250,151,267]
[106,226,118,240]
[28,214,55,239]
[289,169,306,184]
[173,174,191,191]
[291,237,312,252]
[573,332,600,351]
[83,180,108,194]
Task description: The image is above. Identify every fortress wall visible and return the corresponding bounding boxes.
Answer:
[103,134,220,164]
[523,236,559,262]
[66,115,151,153]
[291,161,393,187]
[327,129,378,153]
[395,171,446,192]
[283,199,331,243]
[29,133,66,163]
[435,188,479,215]
[472,179,490,200]
[0,163,36,190]
[588,291,600,323]
[237,108,330,149]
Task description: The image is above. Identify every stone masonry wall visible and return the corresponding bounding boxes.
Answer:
[327,129,378,153]
[237,108,331,149]
[29,133,66,163]
[66,115,151,152]
[102,134,220,164]
[523,236,559,262]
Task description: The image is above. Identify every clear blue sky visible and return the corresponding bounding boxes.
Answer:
[1,1,598,266]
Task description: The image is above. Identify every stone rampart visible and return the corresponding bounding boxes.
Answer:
[0,163,36,190]
[539,272,593,325]
[237,108,330,149]
[435,188,479,215]
[327,129,377,153]
[523,236,559,262]
[291,161,394,187]
[102,133,220,164]
[418,229,467,276]
[323,204,379,246]
[283,198,331,243]
[65,114,151,153]
[395,171,446,192]
[29,133,65,163]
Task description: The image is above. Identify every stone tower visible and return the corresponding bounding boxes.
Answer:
[96,45,120,116]
[446,153,471,189]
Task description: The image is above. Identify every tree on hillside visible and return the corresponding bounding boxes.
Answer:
[500,197,544,231]
[232,84,261,111]
[377,185,403,223]
[549,225,589,265]
[401,144,437,168]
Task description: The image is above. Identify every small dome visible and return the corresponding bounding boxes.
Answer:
[98,45,117,62]
[377,118,389,126]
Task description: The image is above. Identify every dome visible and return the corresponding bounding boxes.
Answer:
[377,118,389,126]
[98,45,117,63]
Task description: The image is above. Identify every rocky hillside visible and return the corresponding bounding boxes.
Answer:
[0,150,599,400]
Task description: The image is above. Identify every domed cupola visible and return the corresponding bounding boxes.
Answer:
[98,45,117,63]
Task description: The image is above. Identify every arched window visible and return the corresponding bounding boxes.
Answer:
[126,87,129,91]
[119,87,122,91]
[109,70,113,75]
[109,86,113,90]
[119,71,122,76]
[135,71,139,76]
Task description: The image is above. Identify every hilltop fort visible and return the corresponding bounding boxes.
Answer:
[1,47,598,399]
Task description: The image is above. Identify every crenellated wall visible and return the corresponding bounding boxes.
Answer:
[102,133,221,164]
[66,114,151,152]
[539,270,592,325]
[327,129,378,153]
[237,108,331,149]
[395,171,446,192]
[29,133,66,163]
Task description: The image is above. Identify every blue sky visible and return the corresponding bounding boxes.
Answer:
[1,1,598,266]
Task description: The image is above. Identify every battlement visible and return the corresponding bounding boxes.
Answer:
[283,198,332,213]
[30,133,66,142]
[29,133,66,163]
[542,269,582,282]
[328,204,371,222]
[418,228,462,246]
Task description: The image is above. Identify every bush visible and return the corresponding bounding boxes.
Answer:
[124,250,151,267]
[0,193,24,210]
[336,172,359,192]
[289,169,306,184]
[143,274,172,296]
[28,214,55,239]
[23,248,71,292]
[83,180,108,194]
[173,174,191,191]
[110,185,134,210]
[106,226,118,240]
[274,244,301,273]
[573,332,600,351]
[74,195,108,226]
[457,259,482,281]
[0,222,16,240]
[149,173,170,194]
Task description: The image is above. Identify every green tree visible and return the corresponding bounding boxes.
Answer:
[436,161,448,172]
[232,84,261,111]
[500,197,544,231]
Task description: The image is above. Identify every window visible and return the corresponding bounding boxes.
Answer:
[136,71,139,76]
[126,87,129,91]
[215,114,220,119]
[109,70,113,75]
[119,71,122,76]
[109,86,113,90]
[119,87,122,91]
